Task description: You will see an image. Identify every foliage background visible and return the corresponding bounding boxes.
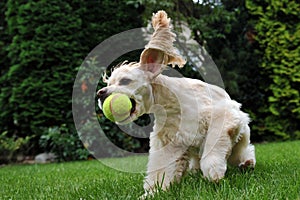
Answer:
[0,0,299,162]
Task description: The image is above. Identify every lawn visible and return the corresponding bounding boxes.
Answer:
[0,141,299,200]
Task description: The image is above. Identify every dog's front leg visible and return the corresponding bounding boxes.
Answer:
[143,143,188,196]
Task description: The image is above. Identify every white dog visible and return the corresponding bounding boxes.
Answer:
[97,10,255,196]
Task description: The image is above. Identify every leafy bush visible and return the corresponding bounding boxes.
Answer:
[0,131,31,163]
[39,124,89,161]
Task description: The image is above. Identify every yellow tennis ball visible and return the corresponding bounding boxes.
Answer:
[102,93,132,122]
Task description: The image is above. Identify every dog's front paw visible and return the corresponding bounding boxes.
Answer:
[201,157,227,182]
[204,166,226,182]
[138,191,154,200]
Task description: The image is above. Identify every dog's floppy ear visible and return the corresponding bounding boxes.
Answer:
[139,10,186,77]
[139,48,167,77]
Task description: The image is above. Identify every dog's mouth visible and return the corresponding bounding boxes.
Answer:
[130,98,136,114]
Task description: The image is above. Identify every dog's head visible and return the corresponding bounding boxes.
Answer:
[97,10,186,124]
[97,50,167,124]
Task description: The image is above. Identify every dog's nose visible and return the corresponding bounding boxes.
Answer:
[97,88,107,97]
[97,88,109,103]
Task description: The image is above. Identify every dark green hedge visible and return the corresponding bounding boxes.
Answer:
[246,0,300,140]
[0,0,142,161]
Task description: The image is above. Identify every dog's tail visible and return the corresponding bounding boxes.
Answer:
[144,10,186,68]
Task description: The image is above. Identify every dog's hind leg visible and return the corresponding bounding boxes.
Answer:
[228,124,256,169]
[143,144,189,195]
[200,132,232,181]
[199,113,234,182]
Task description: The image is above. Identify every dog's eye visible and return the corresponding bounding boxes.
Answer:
[119,78,132,85]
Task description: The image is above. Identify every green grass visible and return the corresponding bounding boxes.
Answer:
[0,141,299,200]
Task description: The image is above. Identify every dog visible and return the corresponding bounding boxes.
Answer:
[97,10,256,197]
